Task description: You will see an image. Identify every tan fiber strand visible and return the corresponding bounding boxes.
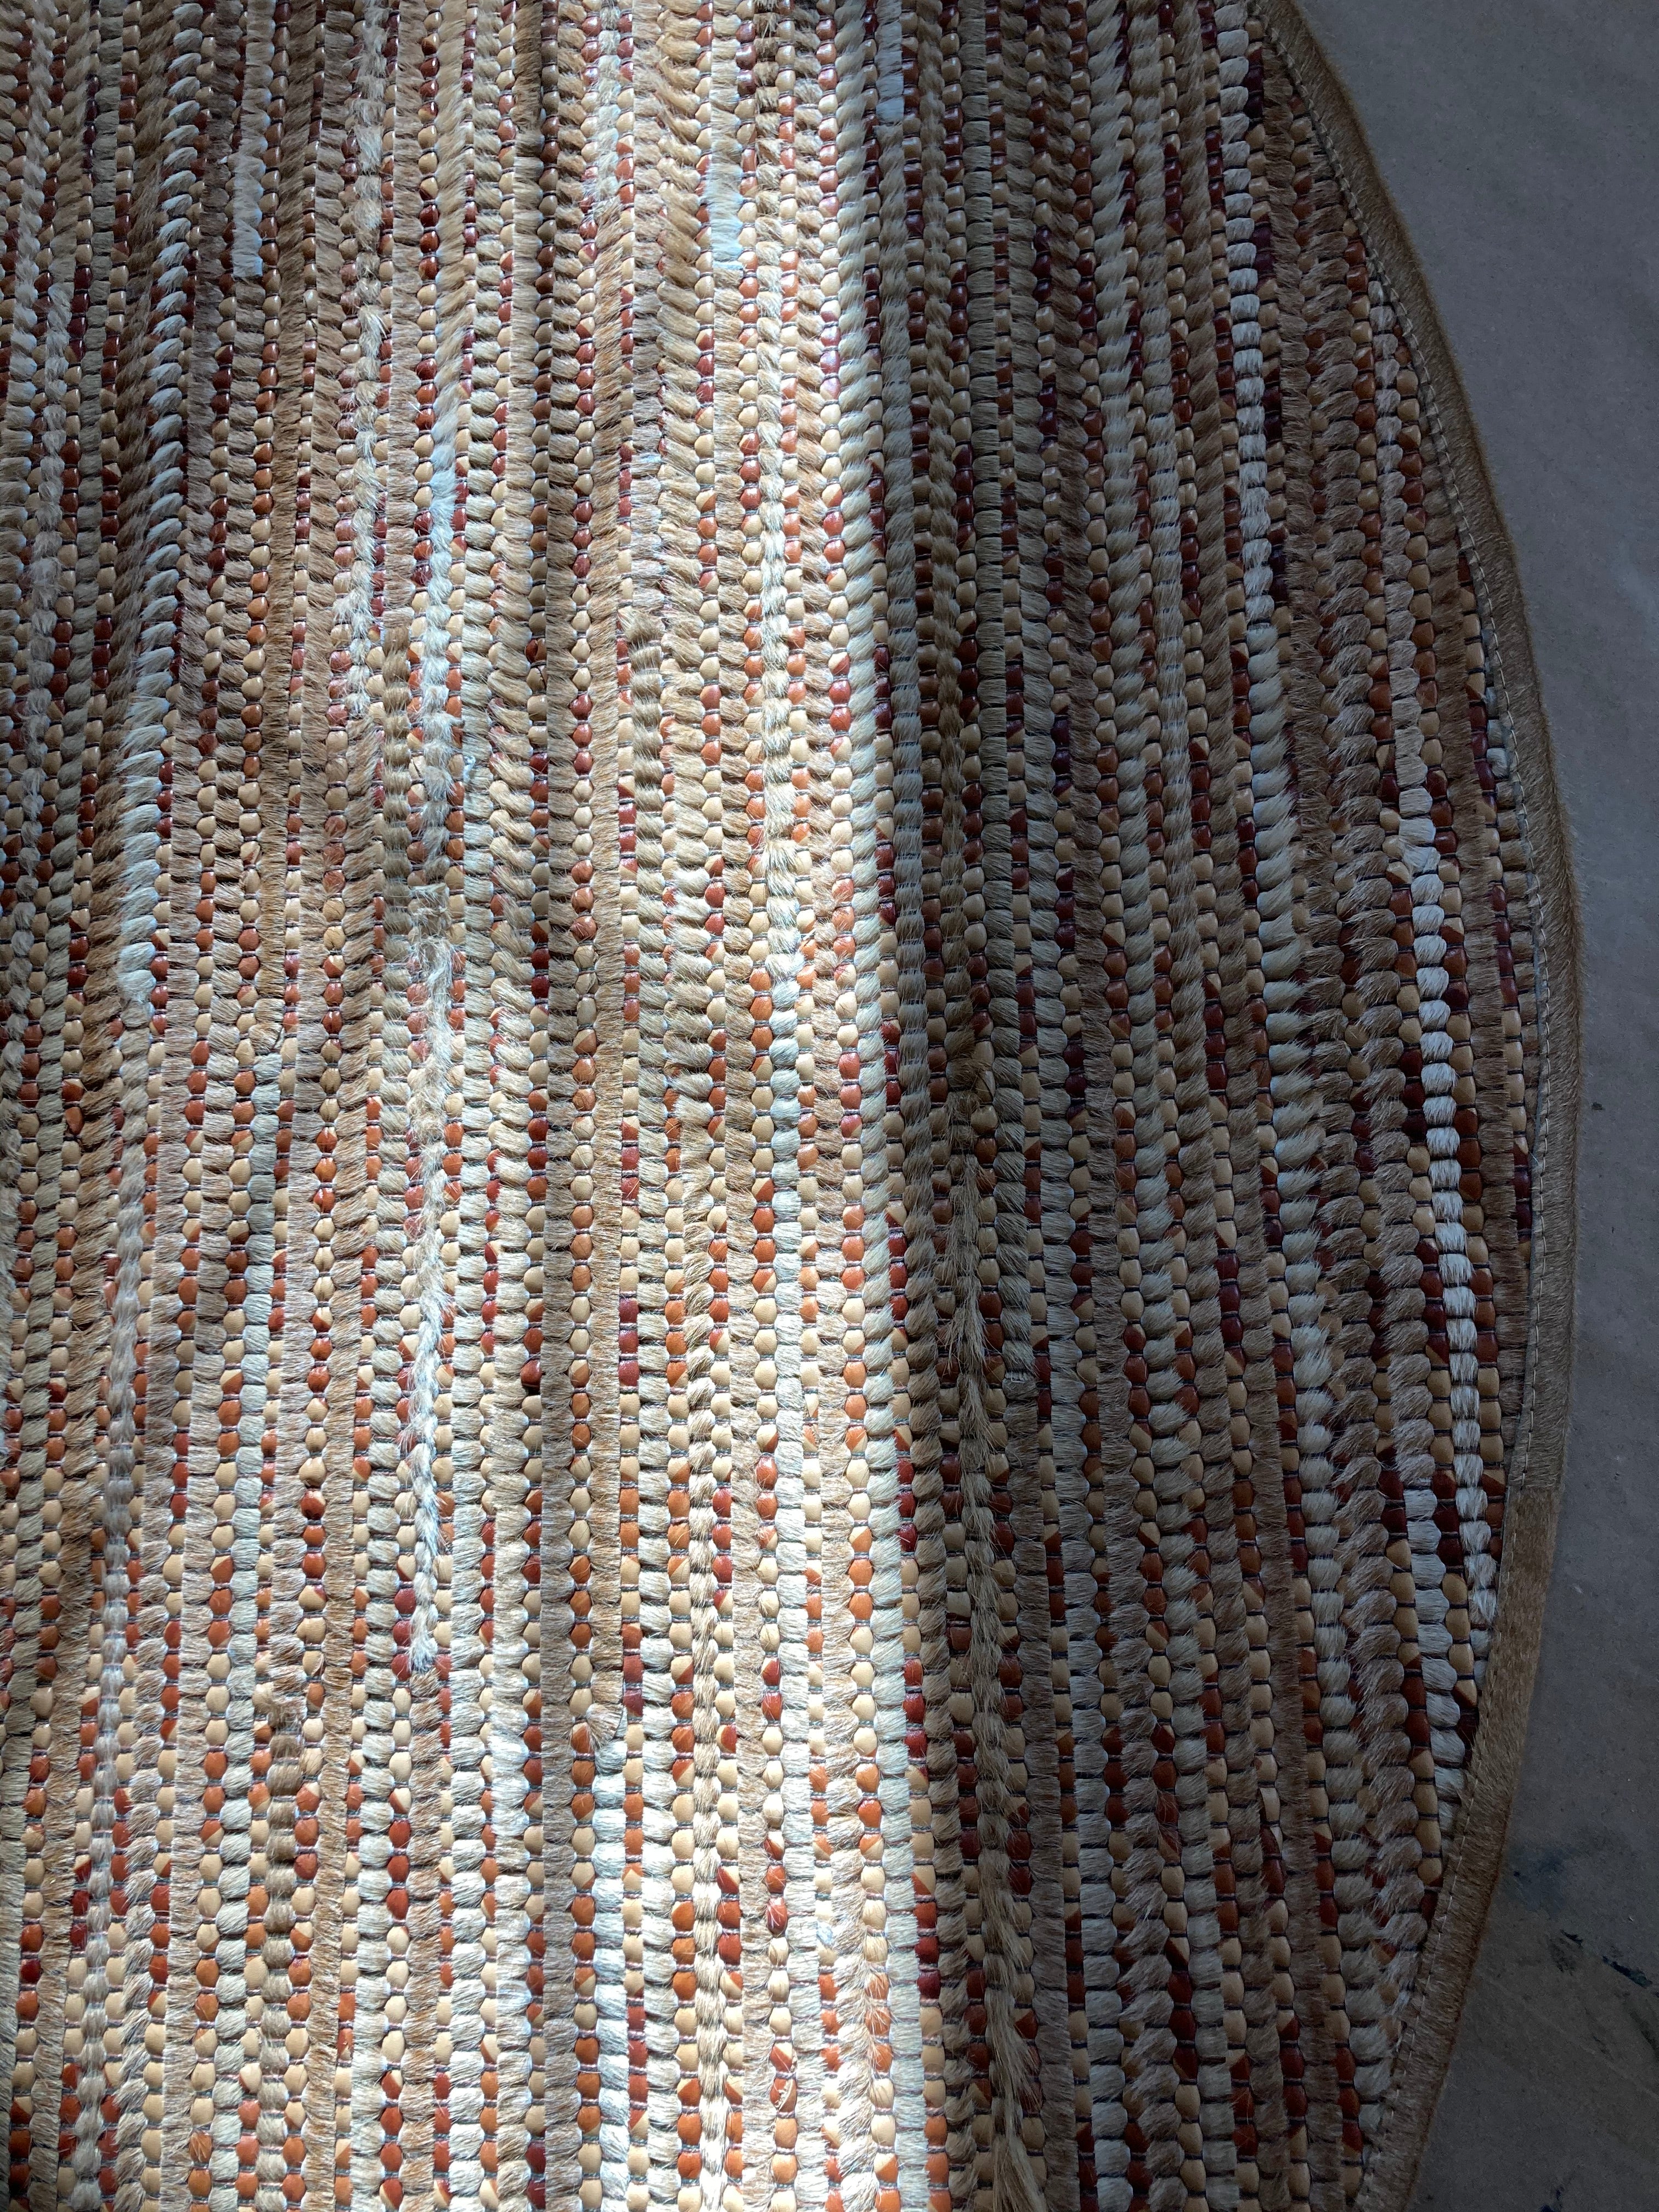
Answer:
[0,4,1574,2212]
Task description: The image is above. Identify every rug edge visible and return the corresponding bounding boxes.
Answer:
[1256,7,1584,2209]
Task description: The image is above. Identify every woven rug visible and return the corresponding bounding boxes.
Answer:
[0,0,1577,2207]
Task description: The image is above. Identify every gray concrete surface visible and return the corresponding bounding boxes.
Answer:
[1292,4,1659,2206]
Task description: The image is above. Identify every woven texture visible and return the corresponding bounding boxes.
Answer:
[0,0,1560,2207]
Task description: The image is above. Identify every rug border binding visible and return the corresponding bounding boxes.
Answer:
[1259,8,1584,2207]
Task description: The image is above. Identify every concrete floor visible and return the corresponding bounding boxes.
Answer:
[1292,4,1659,2206]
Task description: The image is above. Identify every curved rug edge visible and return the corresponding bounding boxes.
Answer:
[1262,7,1582,2202]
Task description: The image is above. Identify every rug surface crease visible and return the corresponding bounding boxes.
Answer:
[0,0,1576,2206]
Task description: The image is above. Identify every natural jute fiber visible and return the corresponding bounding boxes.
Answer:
[0,0,1578,2203]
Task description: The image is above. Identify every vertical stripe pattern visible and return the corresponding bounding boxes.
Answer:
[0,2,1567,2210]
